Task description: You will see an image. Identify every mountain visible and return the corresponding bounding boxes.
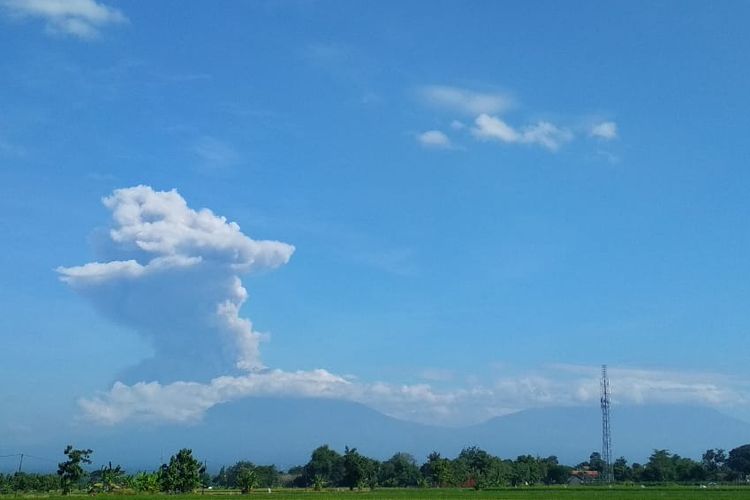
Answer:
[57,398,450,471]
[464,404,750,463]
[10,399,750,472]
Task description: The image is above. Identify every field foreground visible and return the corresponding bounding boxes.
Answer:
[18,488,750,500]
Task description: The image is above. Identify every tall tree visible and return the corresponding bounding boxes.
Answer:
[456,446,495,486]
[378,452,421,487]
[587,451,605,473]
[342,447,365,490]
[728,444,750,479]
[674,455,704,482]
[253,465,280,488]
[613,457,632,482]
[643,449,676,482]
[702,449,728,481]
[542,456,572,485]
[301,445,344,487]
[421,452,453,487]
[237,468,257,494]
[158,449,205,493]
[513,455,542,486]
[224,461,255,488]
[212,466,228,488]
[57,445,92,495]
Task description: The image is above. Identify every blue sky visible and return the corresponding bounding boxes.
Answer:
[2,0,750,443]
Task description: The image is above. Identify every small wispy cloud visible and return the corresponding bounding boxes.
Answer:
[450,120,466,130]
[595,149,620,165]
[471,114,519,143]
[472,114,573,151]
[192,136,241,169]
[419,85,514,116]
[417,130,452,149]
[522,121,574,151]
[0,0,128,39]
[590,121,618,140]
[548,364,747,407]
[415,85,618,153]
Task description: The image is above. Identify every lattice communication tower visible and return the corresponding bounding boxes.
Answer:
[600,364,613,483]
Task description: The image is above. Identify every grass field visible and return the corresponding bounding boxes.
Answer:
[13,488,750,500]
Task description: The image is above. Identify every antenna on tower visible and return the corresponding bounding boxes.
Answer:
[600,364,613,483]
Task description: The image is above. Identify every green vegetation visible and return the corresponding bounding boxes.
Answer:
[2,443,749,496]
[56,446,92,495]
[3,488,750,499]
[158,449,206,493]
[89,462,124,493]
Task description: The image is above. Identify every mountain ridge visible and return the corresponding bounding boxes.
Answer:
[7,399,750,472]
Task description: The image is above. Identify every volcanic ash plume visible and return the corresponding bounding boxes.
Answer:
[58,185,295,383]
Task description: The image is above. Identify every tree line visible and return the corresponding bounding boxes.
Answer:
[1,443,749,494]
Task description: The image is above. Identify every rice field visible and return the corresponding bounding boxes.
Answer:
[13,487,750,500]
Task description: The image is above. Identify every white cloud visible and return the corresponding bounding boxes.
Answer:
[472,114,520,143]
[79,369,352,425]
[419,85,513,115]
[521,121,574,151]
[58,255,202,284]
[80,368,482,426]
[78,362,748,427]
[472,114,574,151]
[416,84,621,154]
[64,186,292,274]
[58,186,294,377]
[417,130,452,149]
[1,0,127,39]
[590,121,618,140]
[561,365,743,406]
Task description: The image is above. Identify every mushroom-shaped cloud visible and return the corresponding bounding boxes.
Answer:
[58,186,295,382]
